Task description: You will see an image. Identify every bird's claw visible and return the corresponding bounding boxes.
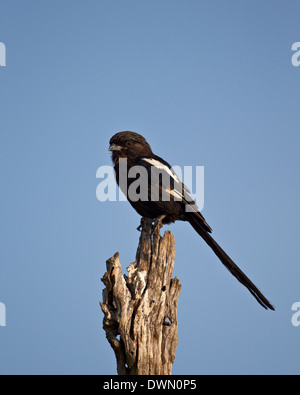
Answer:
[151,215,166,234]
[137,216,166,233]
[137,217,151,232]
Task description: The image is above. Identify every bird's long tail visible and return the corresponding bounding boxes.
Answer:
[187,213,275,311]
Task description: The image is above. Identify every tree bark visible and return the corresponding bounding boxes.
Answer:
[100,218,181,375]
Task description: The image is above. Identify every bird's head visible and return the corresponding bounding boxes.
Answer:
[109,131,153,162]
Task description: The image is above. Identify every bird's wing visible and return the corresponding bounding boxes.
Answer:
[139,156,212,232]
[140,156,187,200]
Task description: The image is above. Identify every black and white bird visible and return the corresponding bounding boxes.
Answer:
[109,131,274,311]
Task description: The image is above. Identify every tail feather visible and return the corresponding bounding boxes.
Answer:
[187,214,275,311]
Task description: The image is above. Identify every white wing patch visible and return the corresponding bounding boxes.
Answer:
[165,188,184,201]
[141,157,199,211]
[141,158,181,183]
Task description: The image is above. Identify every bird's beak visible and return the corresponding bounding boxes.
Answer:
[109,143,122,152]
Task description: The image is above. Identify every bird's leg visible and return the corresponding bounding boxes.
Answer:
[137,218,143,231]
[137,217,153,231]
[152,215,166,233]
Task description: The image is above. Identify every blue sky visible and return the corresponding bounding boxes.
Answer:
[0,0,300,375]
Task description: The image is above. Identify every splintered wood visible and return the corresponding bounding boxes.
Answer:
[100,219,181,375]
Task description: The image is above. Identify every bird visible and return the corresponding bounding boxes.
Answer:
[108,131,274,311]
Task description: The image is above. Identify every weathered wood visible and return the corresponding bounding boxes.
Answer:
[100,218,181,375]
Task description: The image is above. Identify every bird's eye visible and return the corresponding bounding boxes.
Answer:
[126,141,133,146]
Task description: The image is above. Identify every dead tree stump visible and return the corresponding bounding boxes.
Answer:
[100,218,181,375]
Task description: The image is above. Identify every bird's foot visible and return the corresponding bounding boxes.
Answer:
[137,217,152,232]
[137,216,166,233]
[152,215,166,233]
